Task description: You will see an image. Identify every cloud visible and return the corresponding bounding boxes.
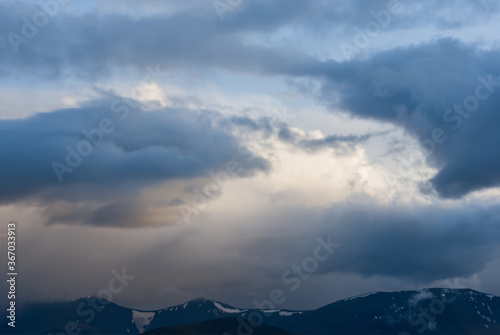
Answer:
[0,95,269,226]
[297,133,374,153]
[0,1,310,79]
[3,1,498,80]
[229,199,500,284]
[308,39,500,198]
[8,197,500,309]
[3,0,500,311]
[229,115,377,154]
[3,2,500,201]
[319,201,500,281]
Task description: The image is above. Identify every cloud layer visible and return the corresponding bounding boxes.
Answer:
[0,95,269,226]
[2,0,500,311]
[309,39,500,197]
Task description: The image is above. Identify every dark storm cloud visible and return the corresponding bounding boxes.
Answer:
[3,0,500,312]
[2,0,498,79]
[307,39,500,198]
[226,0,499,37]
[321,202,500,281]
[3,2,498,198]
[0,1,311,79]
[233,201,500,283]
[0,95,269,225]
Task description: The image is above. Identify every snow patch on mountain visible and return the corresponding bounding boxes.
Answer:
[132,310,155,334]
[340,292,377,302]
[279,311,302,316]
[213,301,247,313]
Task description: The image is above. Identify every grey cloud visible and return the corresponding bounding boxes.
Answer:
[2,1,498,80]
[298,133,373,152]
[321,202,500,281]
[307,39,500,198]
[234,201,500,283]
[9,2,486,199]
[13,198,500,309]
[0,95,269,226]
[0,1,310,80]
[4,0,500,313]
[229,116,276,137]
[43,200,161,228]
[229,115,375,153]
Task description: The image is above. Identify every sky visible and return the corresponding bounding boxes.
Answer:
[1,0,500,311]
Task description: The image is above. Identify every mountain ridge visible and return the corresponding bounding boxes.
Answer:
[2,288,499,335]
